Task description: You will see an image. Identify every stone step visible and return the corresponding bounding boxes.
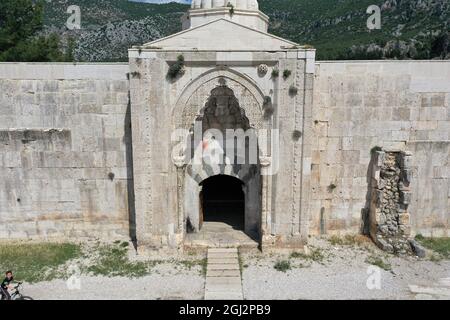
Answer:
[207,258,239,264]
[204,247,243,300]
[438,278,450,287]
[207,264,240,270]
[206,277,242,285]
[208,252,238,258]
[204,292,243,300]
[208,248,238,253]
[206,270,241,278]
[409,285,450,297]
[205,283,242,293]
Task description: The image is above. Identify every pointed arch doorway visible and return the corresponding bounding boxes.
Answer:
[200,174,245,230]
[183,85,262,248]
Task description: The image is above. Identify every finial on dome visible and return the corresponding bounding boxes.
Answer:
[185,0,267,32]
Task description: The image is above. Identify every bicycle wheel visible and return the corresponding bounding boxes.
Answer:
[17,295,33,300]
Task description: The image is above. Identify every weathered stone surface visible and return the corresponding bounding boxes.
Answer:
[205,248,243,300]
[0,3,449,250]
[0,64,131,240]
[369,150,414,254]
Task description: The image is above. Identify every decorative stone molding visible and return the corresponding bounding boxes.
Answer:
[369,150,413,254]
[173,156,186,168]
[259,156,271,167]
[257,64,268,76]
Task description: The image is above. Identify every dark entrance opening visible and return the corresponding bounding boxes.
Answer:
[200,175,245,230]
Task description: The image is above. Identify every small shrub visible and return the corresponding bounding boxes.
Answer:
[290,248,324,263]
[274,260,291,272]
[130,71,141,79]
[329,234,371,246]
[415,235,450,258]
[108,172,115,181]
[365,255,391,271]
[283,69,292,79]
[199,258,207,276]
[167,54,185,80]
[271,69,279,78]
[227,3,234,15]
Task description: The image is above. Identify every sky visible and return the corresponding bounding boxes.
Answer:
[129,0,192,4]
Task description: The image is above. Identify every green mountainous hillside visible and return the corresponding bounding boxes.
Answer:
[42,0,450,61]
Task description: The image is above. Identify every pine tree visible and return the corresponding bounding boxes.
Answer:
[0,0,71,62]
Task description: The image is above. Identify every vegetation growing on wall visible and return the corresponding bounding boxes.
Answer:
[167,54,185,80]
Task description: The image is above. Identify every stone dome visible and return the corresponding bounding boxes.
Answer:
[191,0,259,10]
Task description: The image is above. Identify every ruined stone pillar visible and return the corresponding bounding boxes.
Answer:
[369,150,413,254]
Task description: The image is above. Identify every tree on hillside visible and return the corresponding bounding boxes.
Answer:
[431,31,450,59]
[0,0,71,62]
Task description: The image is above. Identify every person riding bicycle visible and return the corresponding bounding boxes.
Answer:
[1,271,14,300]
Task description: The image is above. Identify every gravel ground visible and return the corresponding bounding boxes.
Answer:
[241,238,450,300]
[25,263,205,300]
[20,237,450,300]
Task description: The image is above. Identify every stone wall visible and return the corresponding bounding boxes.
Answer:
[1,59,449,244]
[312,61,450,237]
[0,63,132,240]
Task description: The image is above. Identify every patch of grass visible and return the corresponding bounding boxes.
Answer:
[290,248,325,263]
[283,69,292,79]
[238,253,244,276]
[329,234,371,246]
[365,255,391,271]
[274,260,291,272]
[0,242,82,283]
[177,258,206,274]
[199,258,207,276]
[271,68,279,78]
[429,253,443,262]
[86,242,148,278]
[415,235,450,258]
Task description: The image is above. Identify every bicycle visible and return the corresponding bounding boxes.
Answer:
[1,282,33,300]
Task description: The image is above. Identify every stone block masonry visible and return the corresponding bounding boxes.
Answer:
[0,63,132,240]
[312,61,450,238]
[0,59,449,246]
